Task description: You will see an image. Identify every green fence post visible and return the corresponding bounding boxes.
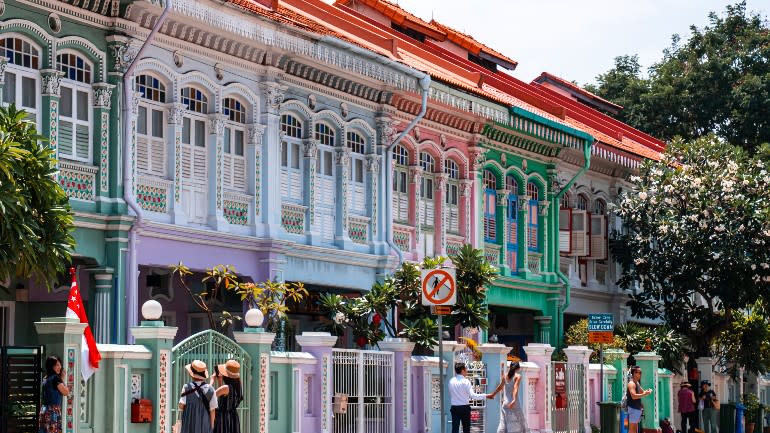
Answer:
[658,368,673,422]
[131,303,178,433]
[606,349,629,403]
[234,326,276,433]
[634,352,661,431]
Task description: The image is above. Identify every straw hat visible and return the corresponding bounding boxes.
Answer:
[185,360,209,381]
[217,360,241,379]
[680,381,691,387]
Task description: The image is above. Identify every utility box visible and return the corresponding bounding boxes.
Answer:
[130,399,152,423]
[333,393,349,414]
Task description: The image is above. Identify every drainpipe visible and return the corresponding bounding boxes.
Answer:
[122,0,173,341]
[552,137,593,345]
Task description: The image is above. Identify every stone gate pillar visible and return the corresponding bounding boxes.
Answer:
[523,343,555,433]
[606,349,629,402]
[564,345,593,433]
[379,338,416,433]
[635,351,662,433]
[479,343,512,433]
[296,332,337,433]
[35,317,86,433]
[234,325,276,433]
[434,340,466,433]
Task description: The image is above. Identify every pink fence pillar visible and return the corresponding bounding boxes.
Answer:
[564,346,592,433]
[379,338,416,433]
[478,343,513,433]
[520,361,542,432]
[523,343,555,433]
[296,332,338,433]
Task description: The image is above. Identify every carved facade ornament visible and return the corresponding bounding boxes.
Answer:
[366,154,381,173]
[522,159,528,172]
[340,102,349,118]
[460,180,473,197]
[500,153,507,167]
[469,147,487,172]
[0,0,5,16]
[307,94,316,110]
[213,63,224,81]
[303,139,319,159]
[109,42,139,74]
[130,91,142,115]
[261,82,287,114]
[440,134,447,148]
[335,147,351,167]
[173,51,184,67]
[538,200,550,216]
[413,126,420,141]
[40,69,64,97]
[496,190,509,206]
[518,196,529,210]
[376,117,398,145]
[408,166,422,184]
[435,173,448,191]
[248,124,266,145]
[92,83,115,109]
[168,102,186,126]
[0,58,7,85]
[209,113,227,136]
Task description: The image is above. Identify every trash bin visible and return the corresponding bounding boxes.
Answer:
[598,402,621,433]
[755,405,765,431]
[722,402,738,433]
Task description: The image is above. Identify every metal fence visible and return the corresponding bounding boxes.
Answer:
[331,349,394,433]
[0,346,43,433]
[171,330,251,433]
[466,360,488,433]
[552,362,585,433]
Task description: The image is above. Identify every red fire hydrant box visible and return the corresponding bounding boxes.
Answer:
[131,399,152,423]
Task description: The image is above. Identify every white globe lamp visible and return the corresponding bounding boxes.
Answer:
[244,308,265,328]
[141,299,163,321]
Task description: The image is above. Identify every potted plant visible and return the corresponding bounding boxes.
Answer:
[743,393,761,433]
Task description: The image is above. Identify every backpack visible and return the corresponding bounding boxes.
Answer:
[620,370,632,412]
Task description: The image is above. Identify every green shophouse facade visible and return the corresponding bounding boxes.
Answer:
[477,108,592,349]
[0,1,130,344]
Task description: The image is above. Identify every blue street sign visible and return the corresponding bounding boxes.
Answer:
[588,313,614,332]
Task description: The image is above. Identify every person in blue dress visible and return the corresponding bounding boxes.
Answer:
[38,355,69,433]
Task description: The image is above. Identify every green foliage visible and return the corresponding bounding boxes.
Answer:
[587,2,770,154]
[743,393,761,422]
[564,319,625,362]
[317,245,496,351]
[611,136,770,364]
[0,104,75,288]
[235,279,308,331]
[715,301,770,375]
[615,323,687,374]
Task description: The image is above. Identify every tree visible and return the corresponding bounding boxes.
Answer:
[587,2,770,154]
[318,245,496,351]
[0,105,75,288]
[611,136,770,372]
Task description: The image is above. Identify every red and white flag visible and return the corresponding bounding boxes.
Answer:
[65,267,101,381]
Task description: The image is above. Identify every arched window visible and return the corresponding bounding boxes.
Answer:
[280,113,303,204]
[314,123,336,241]
[57,53,92,162]
[560,193,571,209]
[1,37,41,125]
[419,152,434,201]
[594,199,606,215]
[527,182,540,252]
[483,170,497,242]
[577,194,589,211]
[179,86,208,183]
[418,152,436,256]
[444,159,460,234]
[347,132,366,215]
[507,175,519,271]
[135,74,166,177]
[222,97,246,191]
[392,145,409,222]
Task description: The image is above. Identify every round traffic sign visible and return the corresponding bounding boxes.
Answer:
[421,269,456,305]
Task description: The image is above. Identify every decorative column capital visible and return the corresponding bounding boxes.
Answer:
[538,200,550,216]
[365,153,381,173]
[408,165,422,184]
[376,116,399,146]
[248,123,266,146]
[496,190,508,206]
[209,113,227,135]
[334,147,351,167]
[518,196,529,210]
[469,147,487,172]
[0,57,7,85]
[131,91,143,115]
[303,139,319,159]
[168,102,186,125]
[40,69,64,97]
[460,179,473,197]
[107,36,140,74]
[92,82,115,109]
[435,173,448,191]
[260,81,288,114]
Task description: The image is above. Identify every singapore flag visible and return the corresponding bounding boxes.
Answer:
[65,267,101,381]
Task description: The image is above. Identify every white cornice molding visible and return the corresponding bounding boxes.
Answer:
[270,351,317,365]
[97,344,153,360]
[295,332,338,349]
[34,318,87,335]
[130,326,178,341]
[233,330,276,345]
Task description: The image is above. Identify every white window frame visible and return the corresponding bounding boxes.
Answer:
[180,86,208,182]
[57,52,93,163]
[314,122,336,242]
[136,74,167,177]
[280,113,304,203]
[223,97,247,191]
[444,159,460,234]
[392,145,409,223]
[347,131,367,216]
[1,36,41,128]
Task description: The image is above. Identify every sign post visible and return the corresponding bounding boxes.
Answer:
[588,313,614,401]
[422,268,456,433]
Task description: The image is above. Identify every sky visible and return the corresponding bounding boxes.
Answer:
[393,0,770,86]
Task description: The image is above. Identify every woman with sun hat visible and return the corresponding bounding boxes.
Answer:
[177,360,218,433]
[211,359,243,433]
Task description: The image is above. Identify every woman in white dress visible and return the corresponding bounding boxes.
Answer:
[489,361,529,433]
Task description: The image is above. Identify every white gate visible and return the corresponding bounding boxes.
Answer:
[332,349,394,433]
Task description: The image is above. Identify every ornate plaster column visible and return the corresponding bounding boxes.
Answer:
[208,113,228,230]
[538,199,551,274]
[90,268,114,343]
[534,315,552,345]
[40,69,64,160]
[460,179,473,244]
[366,154,382,248]
[303,139,319,242]
[409,166,422,254]
[167,102,187,224]
[435,173,448,256]
[247,123,266,234]
[469,146,487,248]
[92,83,115,204]
[496,189,509,273]
[259,81,287,236]
[335,147,352,248]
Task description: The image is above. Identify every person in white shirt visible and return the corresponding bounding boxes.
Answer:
[448,363,491,433]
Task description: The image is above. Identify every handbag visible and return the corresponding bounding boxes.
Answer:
[713,398,720,410]
[172,420,181,433]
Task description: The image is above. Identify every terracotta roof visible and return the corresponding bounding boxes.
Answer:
[336,0,447,40]
[429,20,518,71]
[533,72,623,112]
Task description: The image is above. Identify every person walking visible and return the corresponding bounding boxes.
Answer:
[699,381,719,433]
[489,361,529,433]
[448,363,491,433]
[678,381,697,433]
[211,360,243,433]
[38,355,69,433]
[177,360,218,433]
[627,366,653,433]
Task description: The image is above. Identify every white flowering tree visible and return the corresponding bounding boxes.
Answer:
[612,136,770,371]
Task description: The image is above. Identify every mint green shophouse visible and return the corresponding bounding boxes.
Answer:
[477,107,592,352]
[1,2,131,345]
